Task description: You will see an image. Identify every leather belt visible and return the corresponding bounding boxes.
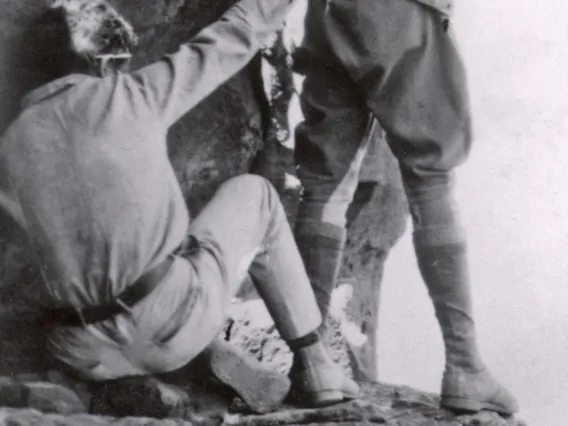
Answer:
[44,256,175,327]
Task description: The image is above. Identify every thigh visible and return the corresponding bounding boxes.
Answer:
[185,175,277,297]
[324,0,472,190]
[294,57,372,227]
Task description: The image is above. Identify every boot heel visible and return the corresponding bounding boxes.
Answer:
[310,390,351,407]
[442,395,517,417]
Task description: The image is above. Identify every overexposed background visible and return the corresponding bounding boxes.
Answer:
[285,1,568,425]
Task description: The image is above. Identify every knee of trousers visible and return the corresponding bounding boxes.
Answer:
[297,189,354,230]
[223,174,274,191]
[297,163,363,230]
[222,174,279,206]
[403,172,461,230]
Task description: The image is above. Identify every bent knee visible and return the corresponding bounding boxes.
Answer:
[221,174,282,214]
[223,174,275,192]
[403,177,460,229]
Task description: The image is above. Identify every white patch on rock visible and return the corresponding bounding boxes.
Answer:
[260,57,276,107]
[284,91,304,150]
[228,298,273,328]
[283,2,307,47]
[329,284,368,348]
[229,283,368,349]
[223,413,242,425]
[284,173,302,190]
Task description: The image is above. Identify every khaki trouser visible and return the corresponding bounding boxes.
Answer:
[295,0,472,231]
[48,175,320,381]
[293,0,473,381]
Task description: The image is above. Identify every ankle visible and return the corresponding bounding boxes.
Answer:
[287,330,321,352]
[295,341,334,370]
[287,329,325,372]
[445,357,486,374]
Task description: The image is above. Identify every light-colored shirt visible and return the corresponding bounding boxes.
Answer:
[0,0,295,309]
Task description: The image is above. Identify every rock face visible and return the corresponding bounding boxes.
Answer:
[0,1,526,426]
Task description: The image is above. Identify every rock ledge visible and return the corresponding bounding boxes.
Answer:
[0,381,525,426]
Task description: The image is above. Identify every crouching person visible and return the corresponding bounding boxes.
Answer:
[0,0,359,414]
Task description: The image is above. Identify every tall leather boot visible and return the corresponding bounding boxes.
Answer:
[294,228,346,321]
[413,226,519,416]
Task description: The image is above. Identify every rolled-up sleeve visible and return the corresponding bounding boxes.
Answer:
[130,0,296,126]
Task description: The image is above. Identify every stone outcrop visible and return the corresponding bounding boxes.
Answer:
[0,298,526,425]
[0,389,526,426]
[0,1,526,425]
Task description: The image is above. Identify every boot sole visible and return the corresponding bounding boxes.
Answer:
[441,396,516,417]
[287,386,359,408]
[210,345,291,414]
[310,389,360,407]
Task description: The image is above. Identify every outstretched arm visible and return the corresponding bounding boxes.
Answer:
[130,0,297,126]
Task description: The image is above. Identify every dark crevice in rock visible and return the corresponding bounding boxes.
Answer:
[224,318,235,342]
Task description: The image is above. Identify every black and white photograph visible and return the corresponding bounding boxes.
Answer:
[0,1,564,425]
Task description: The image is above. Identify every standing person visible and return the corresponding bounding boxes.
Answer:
[292,0,519,416]
[0,0,358,414]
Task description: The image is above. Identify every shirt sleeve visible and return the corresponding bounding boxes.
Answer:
[129,0,296,126]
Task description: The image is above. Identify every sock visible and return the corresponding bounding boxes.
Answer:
[287,330,320,352]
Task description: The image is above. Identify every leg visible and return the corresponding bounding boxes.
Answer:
[188,174,320,340]
[327,0,517,415]
[293,1,395,382]
[187,174,359,407]
[294,0,373,321]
